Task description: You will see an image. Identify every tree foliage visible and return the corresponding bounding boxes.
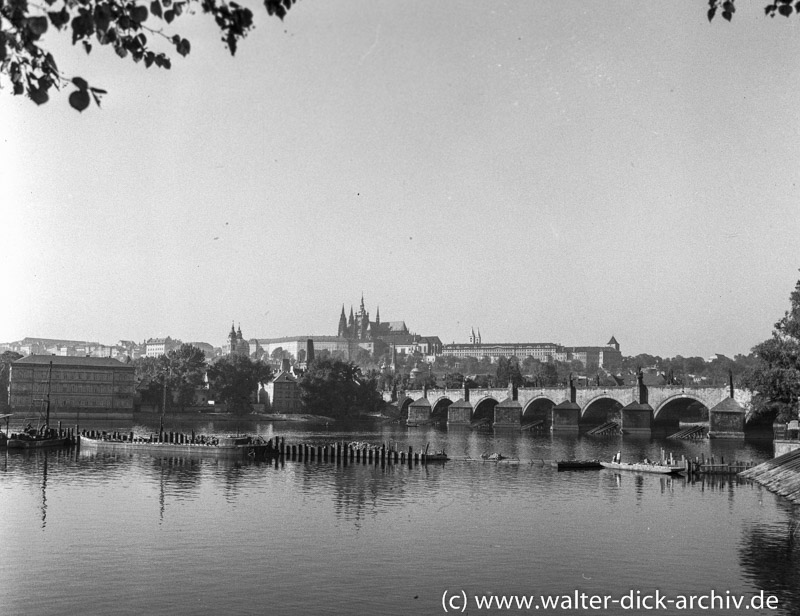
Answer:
[0,0,298,110]
[495,356,524,389]
[164,343,206,408]
[298,357,384,419]
[206,354,272,415]
[707,0,800,22]
[132,354,166,406]
[742,276,800,422]
[132,344,207,409]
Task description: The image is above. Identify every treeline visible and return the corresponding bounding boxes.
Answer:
[135,348,385,419]
[133,344,272,414]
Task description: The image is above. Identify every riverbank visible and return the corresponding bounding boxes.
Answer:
[740,447,800,503]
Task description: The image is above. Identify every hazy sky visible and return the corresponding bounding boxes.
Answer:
[2,1,799,358]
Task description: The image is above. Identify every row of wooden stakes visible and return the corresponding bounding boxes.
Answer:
[269,439,441,464]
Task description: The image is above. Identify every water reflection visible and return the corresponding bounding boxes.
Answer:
[739,498,800,613]
[2,431,798,616]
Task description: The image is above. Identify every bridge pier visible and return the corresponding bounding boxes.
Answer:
[408,397,431,425]
[551,400,581,432]
[494,383,521,427]
[494,401,521,427]
[620,402,653,436]
[708,398,745,439]
[448,399,472,425]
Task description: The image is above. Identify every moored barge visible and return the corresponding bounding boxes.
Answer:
[79,433,279,459]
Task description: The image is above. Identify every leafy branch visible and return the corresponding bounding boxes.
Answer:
[0,0,298,110]
[708,0,800,21]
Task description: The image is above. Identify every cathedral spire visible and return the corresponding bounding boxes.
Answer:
[338,305,347,338]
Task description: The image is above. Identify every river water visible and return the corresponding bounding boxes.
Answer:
[2,418,799,616]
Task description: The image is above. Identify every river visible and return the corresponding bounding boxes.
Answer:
[1,418,798,615]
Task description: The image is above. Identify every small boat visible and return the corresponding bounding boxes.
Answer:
[551,459,603,470]
[422,443,448,462]
[79,433,279,459]
[7,362,70,449]
[7,426,71,449]
[600,460,684,475]
[480,452,506,462]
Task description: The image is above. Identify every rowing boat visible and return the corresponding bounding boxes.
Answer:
[600,461,684,475]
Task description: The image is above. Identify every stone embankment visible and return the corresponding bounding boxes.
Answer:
[740,448,800,503]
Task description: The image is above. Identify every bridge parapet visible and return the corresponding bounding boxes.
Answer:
[574,386,636,410]
[517,387,568,408]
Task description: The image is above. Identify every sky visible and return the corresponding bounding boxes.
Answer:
[2,1,799,358]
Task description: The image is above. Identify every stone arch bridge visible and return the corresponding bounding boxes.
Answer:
[386,382,754,438]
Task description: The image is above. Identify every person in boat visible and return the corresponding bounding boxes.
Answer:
[613,451,621,463]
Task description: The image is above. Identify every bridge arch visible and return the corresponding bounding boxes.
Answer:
[431,397,453,423]
[396,396,414,420]
[473,396,499,425]
[522,396,556,426]
[653,393,708,428]
[582,395,624,426]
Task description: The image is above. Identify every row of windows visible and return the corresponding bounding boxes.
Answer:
[13,369,134,382]
[10,396,133,408]
[13,383,121,394]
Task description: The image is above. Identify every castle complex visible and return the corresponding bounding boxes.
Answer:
[337,296,442,356]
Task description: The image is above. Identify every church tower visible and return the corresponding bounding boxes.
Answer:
[337,305,348,338]
[356,294,370,340]
[228,322,237,355]
[348,306,355,338]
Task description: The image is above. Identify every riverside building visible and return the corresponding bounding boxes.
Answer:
[8,355,136,420]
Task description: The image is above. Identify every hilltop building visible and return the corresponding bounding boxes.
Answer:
[145,337,181,357]
[441,333,622,370]
[336,296,442,357]
[227,323,250,357]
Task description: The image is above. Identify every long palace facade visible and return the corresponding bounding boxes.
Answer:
[8,355,136,420]
[441,335,622,371]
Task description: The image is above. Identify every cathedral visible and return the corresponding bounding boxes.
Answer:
[337,296,410,342]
